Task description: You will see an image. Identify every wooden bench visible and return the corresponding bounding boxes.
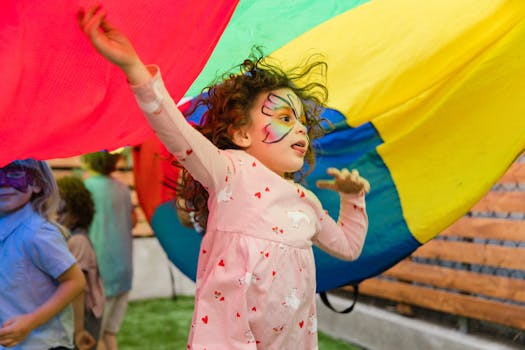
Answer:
[344,156,525,332]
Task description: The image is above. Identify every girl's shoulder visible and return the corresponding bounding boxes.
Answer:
[68,230,91,244]
[296,183,325,212]
[223,148,245,159]
[219,149,251,173]
[224,149,271,172]
[68,231,95,260]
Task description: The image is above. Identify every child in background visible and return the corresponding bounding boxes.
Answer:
[79,5,369,349]
[80,152,133,350]
[57,176,106,350]
[0,160,85,349]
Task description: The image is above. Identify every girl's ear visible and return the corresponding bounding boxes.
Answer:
[230,126,252,148]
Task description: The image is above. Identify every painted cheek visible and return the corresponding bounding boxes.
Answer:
[263,119,294,143]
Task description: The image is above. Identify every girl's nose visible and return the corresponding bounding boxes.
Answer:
[295,122,307,134]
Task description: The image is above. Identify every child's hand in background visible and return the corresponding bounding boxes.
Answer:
[75,329,97,350]
[316,168,370,195]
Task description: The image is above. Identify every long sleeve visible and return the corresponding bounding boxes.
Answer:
[313,192,368,261]
[130,65,234,191]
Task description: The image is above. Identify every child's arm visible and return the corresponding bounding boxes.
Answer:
[72,293,97,350]
[78,4,232,190]
[67,237,96,350]
[0,264,86,347]
[313,168,370,261]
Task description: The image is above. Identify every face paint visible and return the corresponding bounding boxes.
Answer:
[261,92,305,144]
[0,164,35,192]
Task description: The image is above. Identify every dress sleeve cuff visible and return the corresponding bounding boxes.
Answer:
[340,191,366,208]
[129,65,166,114]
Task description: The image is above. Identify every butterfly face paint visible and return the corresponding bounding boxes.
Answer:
[261,91,306,144]
[0,164,35,193]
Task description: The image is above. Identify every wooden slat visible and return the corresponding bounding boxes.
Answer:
[471,192,525,213]
[52,169,134,189]
[50,163,134,186]
[132,221,154,237]
[499,162,525,184]
[383,260,525,303]
[353,279,525,330]
[52,169,84,179]
[413,240,525,270]
[47,157,82,168]
[49,154,132,169]
[441,217,525,241]
[111,171,135,187]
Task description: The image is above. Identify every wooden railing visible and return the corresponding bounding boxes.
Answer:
[345,155,525,331]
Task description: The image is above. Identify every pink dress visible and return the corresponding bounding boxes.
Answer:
[132,66,368,350]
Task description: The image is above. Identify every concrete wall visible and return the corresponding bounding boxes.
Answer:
[316,294,521,350]
[129,237,195,300]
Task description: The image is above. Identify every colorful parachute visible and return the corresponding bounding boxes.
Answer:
[0,0,238,165]
[2,0,525,290]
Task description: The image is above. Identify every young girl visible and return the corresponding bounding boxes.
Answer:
[0,160,86,349]
[57,175,105,350]
[79,5,370,349]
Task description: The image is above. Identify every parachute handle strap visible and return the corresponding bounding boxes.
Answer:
[319,284,359,314]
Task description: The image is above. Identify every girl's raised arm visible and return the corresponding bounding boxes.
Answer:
[78,4,232,190]
[77,4,150,85]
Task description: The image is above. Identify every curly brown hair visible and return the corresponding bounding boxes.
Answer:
[176,50,329,232]
[56,175,95,230]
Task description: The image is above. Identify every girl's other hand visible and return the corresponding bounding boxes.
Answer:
[78,4,150,84]
[316,168,370,195]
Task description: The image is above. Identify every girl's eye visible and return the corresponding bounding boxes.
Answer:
[280,116,292,123]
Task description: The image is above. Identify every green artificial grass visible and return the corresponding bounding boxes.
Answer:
[118,297,363,349]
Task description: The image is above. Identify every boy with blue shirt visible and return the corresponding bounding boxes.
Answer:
[0,159,85,349]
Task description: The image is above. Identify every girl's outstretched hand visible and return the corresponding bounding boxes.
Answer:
[78,4,150,84]
[316,168,370,195]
